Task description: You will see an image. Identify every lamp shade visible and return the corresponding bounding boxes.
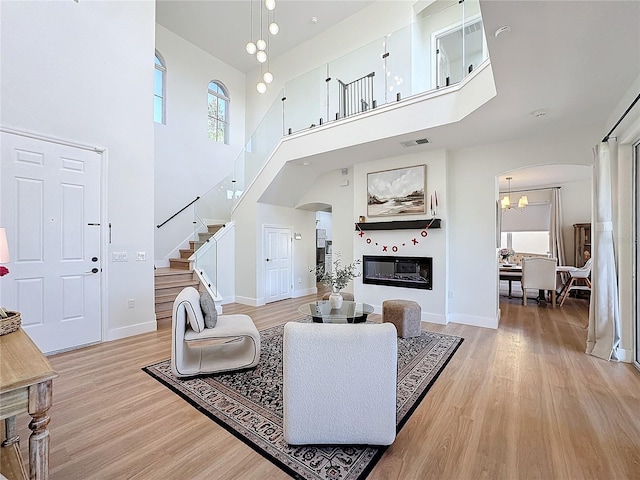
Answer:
[0,228,10,263]
[518,195,529,209]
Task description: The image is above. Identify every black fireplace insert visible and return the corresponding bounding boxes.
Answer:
[362,255,432,290]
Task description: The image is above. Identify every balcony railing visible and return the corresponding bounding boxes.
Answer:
[191,0,488,290]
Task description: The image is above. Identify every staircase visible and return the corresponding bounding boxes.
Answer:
[155,224,225,325]
[154,268,200,325]
[168,224,224,270]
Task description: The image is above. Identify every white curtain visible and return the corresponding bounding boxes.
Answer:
[550,188,565,266]
[586,140,621,361]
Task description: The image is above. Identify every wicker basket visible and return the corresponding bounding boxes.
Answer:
[0,311,21,336]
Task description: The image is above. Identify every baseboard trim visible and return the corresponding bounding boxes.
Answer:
[293,287,317,298]
[447,313,498,330]
[235,296,262,307]
[107,320,157,341]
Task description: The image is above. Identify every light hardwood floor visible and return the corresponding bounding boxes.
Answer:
[7,293,640,480]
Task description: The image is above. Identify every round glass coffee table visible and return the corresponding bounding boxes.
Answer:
[298,300,374,323]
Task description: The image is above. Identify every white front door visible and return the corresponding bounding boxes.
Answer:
[264,226,292,303]
[0,131,102,353]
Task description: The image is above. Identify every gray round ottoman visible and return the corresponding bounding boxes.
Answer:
[382,299,421,338]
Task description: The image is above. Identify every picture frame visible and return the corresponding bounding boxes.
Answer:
[367,165,426,217]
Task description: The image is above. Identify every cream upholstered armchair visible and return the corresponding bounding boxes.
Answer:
[282,322,397,446]
[521,257,557,307]
[171,287,260,378]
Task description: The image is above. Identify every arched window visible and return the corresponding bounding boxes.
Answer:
[208,81,229,144]
[154,51,166,124]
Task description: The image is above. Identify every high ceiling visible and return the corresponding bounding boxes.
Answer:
[156,0,640,191]
[156,0,374,74]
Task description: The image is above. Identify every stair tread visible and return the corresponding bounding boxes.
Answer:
[155,279,199,289]
[155,267,194,276]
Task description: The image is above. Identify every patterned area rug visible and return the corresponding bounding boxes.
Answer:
[143,321,463,480]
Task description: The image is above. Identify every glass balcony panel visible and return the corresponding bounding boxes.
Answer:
[462,0,487,78]
[384,22,413,101]
[194,235,217,295]
[328,38,385,119]
[244,89,284,183]
[283,65,327,134]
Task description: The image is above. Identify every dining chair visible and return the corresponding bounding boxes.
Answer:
[521,257,557,307]
[559,258,593,307]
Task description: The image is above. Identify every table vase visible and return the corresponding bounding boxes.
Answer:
[328,290,343,309]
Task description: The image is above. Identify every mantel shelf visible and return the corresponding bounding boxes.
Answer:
[355,219,441,231]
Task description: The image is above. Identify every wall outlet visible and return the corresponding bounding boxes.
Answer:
[112,252,128,262]
[128,299,135,309]
[298,278,302,283]
[448,291,454,299]
[136,251,146,261]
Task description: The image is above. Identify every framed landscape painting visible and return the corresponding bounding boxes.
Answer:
[367,164,426,217]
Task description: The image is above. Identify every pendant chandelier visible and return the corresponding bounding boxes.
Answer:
[246,0,278,94]
[501,176,529,211]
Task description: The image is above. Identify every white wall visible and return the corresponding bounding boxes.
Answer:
[557,178,592,264]
[448,127,599,328]
[352,151,448,322]
[0,0,156,339]
[154,25,246,263]
[298,170,356,293]
[315,211,333,240]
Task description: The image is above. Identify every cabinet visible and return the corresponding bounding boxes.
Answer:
[573,223,591,267]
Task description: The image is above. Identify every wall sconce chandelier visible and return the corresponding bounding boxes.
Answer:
[501,176,528,211]
[247,0,279,94]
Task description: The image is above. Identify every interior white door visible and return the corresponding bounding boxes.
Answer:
[0,132,102,353]
[264,226,292,303]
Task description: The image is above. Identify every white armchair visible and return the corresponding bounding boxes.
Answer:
[282,322,397,446]
[171,287,260,378]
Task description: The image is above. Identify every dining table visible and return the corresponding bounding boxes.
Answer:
[499,263,576,299]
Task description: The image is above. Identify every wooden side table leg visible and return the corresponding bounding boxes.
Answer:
[28,380,53,480]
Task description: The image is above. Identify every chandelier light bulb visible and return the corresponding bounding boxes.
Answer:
[246,42,257,55]
[269,22,279,35]
[256,50,267,63]
[263,71,273,83]
[257,82,267,94]
[265,0,275,11]
[256,38,266,51]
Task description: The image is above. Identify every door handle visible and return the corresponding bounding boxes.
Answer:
[86,268,99,274]
[266,258,270,262]
[91,257,98,262]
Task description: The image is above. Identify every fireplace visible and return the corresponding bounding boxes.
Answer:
[362,255,432,290]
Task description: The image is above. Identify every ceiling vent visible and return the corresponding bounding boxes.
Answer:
[400,138,430,147]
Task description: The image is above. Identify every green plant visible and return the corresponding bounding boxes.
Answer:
[310,253,361,291]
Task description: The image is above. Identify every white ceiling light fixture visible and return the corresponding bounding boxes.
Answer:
[246,0,256,54]
[531,108,548,118]
[494,25,511,37]
[248,0,279,93]
[263,32,273,83]
[501,176,528,212]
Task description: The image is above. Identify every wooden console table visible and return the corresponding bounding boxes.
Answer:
[0,328,58,480]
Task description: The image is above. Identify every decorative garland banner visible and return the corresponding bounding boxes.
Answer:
[355,218,439,253]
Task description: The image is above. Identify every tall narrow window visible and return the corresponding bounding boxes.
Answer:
[154,52,166,124]
[208,81,229,144]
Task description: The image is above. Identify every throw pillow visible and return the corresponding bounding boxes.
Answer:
[178,287,205,333]
[200,291,218,328]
